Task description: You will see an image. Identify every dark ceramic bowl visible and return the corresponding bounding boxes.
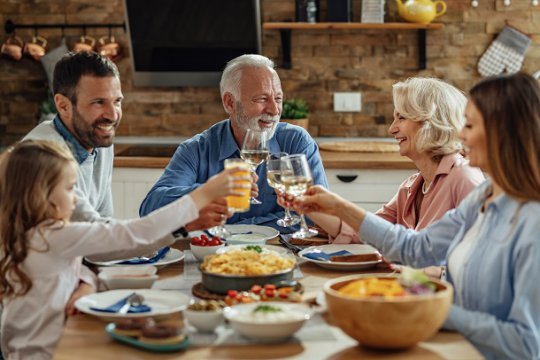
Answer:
[200,266,295,295]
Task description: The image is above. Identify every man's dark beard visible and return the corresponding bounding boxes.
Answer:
[71,108,116,149]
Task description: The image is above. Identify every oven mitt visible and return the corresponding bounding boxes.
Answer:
[478,26,531,77]
[40,37,69,89]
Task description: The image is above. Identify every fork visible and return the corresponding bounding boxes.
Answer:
[96,252,158,266]
[118,293,145,314]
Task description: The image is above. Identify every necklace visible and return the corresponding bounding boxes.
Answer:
[422,180,432,195]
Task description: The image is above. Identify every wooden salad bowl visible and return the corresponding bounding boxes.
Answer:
[323,274,453,349]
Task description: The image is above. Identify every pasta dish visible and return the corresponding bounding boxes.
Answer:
[201,249,296,276]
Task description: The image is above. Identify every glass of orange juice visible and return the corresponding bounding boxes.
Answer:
[225,158,251,213]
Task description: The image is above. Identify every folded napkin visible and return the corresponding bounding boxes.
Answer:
[118,247,170,265]
[301,250,352,261]
[90,293,151,314]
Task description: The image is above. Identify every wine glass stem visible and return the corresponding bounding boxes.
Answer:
[299,214,310,231]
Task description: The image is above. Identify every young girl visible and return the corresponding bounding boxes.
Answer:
[0,140,249,359]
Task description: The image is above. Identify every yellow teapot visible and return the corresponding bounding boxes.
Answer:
[396,0,446,24]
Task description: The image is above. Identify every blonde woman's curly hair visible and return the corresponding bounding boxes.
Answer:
[392,77,467,158]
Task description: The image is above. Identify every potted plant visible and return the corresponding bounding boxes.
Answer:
[281,98,309,130]
[39,91,57,123]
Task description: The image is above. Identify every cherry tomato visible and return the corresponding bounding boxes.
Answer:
[251,285,262,294]
[199,238,207,246]
[265,289,275,298]
[227,290,238,298]
[208,238,221,246]
[200,234,209,242]
[264,284,276,291]
[190,236,201,245]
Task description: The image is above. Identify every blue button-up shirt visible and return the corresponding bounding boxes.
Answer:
[140,120,328,232]
[361,180,540,359]
[53,115,94,164]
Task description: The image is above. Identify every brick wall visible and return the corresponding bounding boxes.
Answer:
[0,0,539,145]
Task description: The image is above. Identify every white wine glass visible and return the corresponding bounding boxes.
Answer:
[281,154,318,239]
[267,153,301,227]
[240,129,269,205]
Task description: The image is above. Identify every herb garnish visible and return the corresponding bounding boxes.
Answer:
[244,245,263,253]
[253,304,282,313]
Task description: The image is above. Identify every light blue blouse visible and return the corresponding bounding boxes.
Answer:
[361,180,540,359]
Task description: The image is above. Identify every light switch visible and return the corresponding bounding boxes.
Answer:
[334,92,362,112]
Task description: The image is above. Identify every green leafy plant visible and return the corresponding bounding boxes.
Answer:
[282,99,309,119]
[40,91,57,115]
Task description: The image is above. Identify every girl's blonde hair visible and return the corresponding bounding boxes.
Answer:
[393,77,467,158]
[0,140,76,299]
[469,73,540,201]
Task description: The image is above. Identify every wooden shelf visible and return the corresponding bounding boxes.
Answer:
[263,22,445,70]
[263,22,444,30]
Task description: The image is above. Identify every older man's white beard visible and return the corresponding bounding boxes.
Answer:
[238,114,280,139]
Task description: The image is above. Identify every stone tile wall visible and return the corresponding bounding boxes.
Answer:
[0,0,538,145]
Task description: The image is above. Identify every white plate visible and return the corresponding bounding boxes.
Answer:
[216,244,289,255]
[85,248,184,269]
[191,225,279,245]
[75,289,189,321]
[298,244,382,271]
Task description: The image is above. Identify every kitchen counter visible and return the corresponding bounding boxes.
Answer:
[113,139,416,170]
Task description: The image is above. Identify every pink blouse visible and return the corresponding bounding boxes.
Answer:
[332,153,485,244]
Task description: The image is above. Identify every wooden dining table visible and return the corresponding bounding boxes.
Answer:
[54,240,482,360]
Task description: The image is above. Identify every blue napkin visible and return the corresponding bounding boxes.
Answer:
[118,247,170,265]
[90,293,151,314]
[302,250,352,261]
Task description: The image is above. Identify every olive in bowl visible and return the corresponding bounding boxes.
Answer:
[184,300,225,332]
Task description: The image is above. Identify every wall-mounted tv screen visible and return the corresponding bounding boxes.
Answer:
[124,0,261,87]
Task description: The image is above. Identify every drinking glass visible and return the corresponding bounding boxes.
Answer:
[267,153,301,227]
[240,129,269,204]
[209,158,251,238]
[281,154,318,239]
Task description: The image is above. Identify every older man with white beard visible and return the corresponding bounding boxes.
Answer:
[140,54,328,232]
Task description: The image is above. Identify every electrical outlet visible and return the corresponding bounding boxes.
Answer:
[333,92,361,112]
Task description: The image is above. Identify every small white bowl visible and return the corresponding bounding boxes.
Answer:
[224,302,313,342]
[190,243,225,261]
[184,308,224,332]
[98,265,158,290]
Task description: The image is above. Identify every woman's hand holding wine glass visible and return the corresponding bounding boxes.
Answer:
[240,129,269,204]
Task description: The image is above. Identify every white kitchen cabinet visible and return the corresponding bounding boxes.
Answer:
[112,167,417,219]
[112,168,164,219]
[326,169,417,212]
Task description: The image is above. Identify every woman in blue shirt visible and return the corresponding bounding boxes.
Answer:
[295,73,540,359]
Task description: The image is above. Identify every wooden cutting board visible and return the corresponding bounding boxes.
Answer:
[319,141,399,153]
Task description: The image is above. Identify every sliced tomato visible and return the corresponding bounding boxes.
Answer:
[251,285,262,294]
[264,284,276,291]
[227,290,238,298]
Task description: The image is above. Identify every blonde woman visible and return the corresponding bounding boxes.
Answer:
[296,73,540,359]
[301,78,484,247]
